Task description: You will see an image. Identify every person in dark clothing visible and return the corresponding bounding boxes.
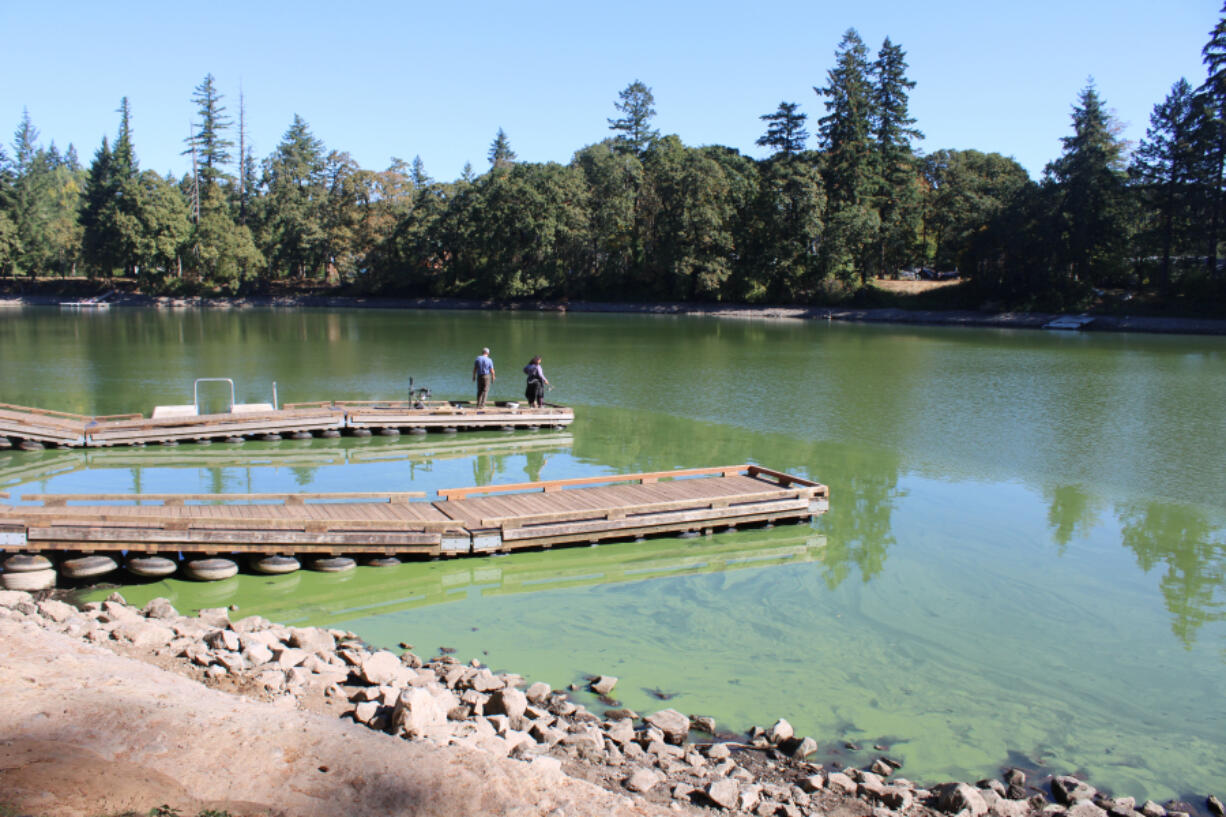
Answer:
[523,355,549,407]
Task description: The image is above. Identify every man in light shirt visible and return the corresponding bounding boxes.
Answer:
[472,347,495,408]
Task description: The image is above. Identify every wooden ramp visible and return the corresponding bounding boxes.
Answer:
[0,400,574,449]
[0,465,827,562]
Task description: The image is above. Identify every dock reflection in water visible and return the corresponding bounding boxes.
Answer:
[87,527,827,631]
[0,431,575,497]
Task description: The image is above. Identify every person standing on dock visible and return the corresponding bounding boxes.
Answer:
[523,355,549,407]
[472,347,495,408]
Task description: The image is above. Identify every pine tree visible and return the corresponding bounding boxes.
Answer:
[184,73,234,192]
[871,37,923,275]
[1045,81,1129,286]
[261,114,328,279]
[815,29,880,281]
[756,102,808,156]
[608,80,660,156]
[488,128,516,169]
[1199,2,1226,275]
[1131,78,1200,289]
[410,155,432,188]
[112,97,137,179]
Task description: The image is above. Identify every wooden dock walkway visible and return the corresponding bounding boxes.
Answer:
[0,399,573,449]
[0,465,827,586]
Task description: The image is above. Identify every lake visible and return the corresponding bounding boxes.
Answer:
[2,307,1223,801]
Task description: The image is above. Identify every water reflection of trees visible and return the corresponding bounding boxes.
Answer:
[1044,484,1103,555]
[1117,500,1226,647]
[573,407,902,589]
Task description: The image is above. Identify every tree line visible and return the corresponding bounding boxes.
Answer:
[3,13,1226,310]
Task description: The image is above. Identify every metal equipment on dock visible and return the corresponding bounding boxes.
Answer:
[0,465,828,587]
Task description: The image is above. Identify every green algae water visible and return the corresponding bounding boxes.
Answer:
[2,307,1225,802]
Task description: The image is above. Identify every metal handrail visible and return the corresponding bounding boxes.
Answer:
[193,378,235,414]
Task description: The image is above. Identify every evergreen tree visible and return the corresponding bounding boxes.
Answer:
[871,38,924,275]
[608,80,660,156]
[261,114,328,279]
[488,128,516,169]
[112,97,137,179]
[747,153,825,300]
[410,155,432,188]
[184,73,234,191]
[80,100,143,277]
[1131,78,1201,290]
[756,102,809,156]
[815,29,880,281]
[1199,2,1226,276]
[1045,81,1130,286]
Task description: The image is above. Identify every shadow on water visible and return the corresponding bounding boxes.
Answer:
[89,526,829,630]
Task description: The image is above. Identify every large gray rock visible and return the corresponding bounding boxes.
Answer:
[205,629,241,653]
[800,774,824,793]
[935,783,989,817]
[826,772,858,796]
[1066,803,1108,817]
[645,709,690,744]
[1140,802,1167,817]
[361,650,402,685]
[37,599,76,623]
[289,627,336,654]
[591,675,618,695]
[142,598,178,620]
[1206,797,1224,817]
[469,669,505,693]
[0,590,33,607]
[705,742,731,760]
[785,736,817,759]
[525,681,551,703]
[215,651,246,674]
[100,600,141,624]
[882,786,914,811]
[196,607,231,629]
[706,779,740,810]
[391,686,456,738]
[1053,777,1098,806]
[604,718,636,745]
[112,619,176,648]
[230,614,271,633]
[990,796,1032,817]
[485,687,528,724]
[768,718,794,744]
[274,647,308,670]
[243,642,274,666]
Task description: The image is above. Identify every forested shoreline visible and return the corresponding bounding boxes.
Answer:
[4,14,1226,313]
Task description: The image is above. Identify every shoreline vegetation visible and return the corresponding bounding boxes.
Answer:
[4,288,1226,337]
[6,18,1226,317]
[0,588,1221,817]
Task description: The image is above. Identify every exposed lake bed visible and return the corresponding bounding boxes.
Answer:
[1,306,1223,806]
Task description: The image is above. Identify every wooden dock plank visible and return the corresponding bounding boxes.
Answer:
[0,465,826,558]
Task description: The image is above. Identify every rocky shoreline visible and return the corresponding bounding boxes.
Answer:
[4,292,1226,337]
[0,588,1219,817]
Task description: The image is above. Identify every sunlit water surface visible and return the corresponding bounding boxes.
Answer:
[2,308,1224,801]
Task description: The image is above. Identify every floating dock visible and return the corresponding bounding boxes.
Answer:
[0,399,573,450]
[0,465,827,587]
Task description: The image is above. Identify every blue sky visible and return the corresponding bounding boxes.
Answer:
[0,1,1218,181]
